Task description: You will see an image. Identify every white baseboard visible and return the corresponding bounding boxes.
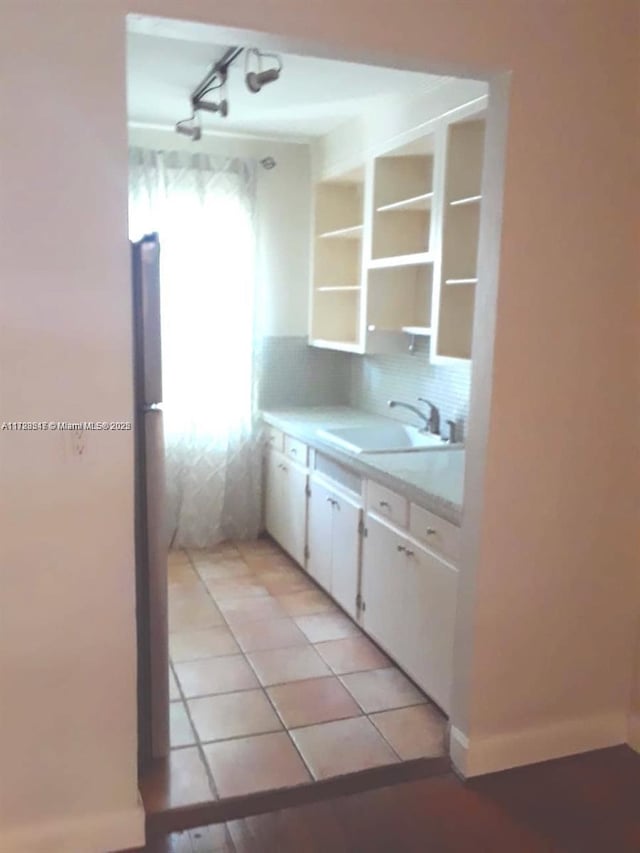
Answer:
[629,711,640,753]
[450,711,628,777]
[0,803,145,853]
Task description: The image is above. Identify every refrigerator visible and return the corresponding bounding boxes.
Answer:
[131,233,169,768]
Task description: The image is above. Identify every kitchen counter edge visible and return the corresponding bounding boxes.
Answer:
[261,408,463,527]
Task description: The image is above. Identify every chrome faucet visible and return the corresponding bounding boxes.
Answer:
[388,399,441,435]
[388,400,429,431]
[418,398,441,435]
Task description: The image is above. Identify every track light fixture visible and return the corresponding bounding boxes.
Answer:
[175,45,283,140]
[175,113,202,141]
[244,48,282,93]
[194,98,228,117]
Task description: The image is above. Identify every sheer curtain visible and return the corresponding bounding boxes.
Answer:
[129,148,262,548]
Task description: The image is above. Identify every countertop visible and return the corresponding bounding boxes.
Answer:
[261,406,464,526]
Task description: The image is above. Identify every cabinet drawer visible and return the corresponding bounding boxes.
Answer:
[409,504,460,564]
[366,481,408,528]
[264,425,284,452]
[284,435,308,466]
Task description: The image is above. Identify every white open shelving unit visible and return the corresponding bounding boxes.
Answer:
[309,101,486,360]
[432,116,486,361]
[310,168,364,350]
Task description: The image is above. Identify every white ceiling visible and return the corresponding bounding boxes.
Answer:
[127,32,445,141]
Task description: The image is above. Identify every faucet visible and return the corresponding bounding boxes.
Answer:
[388,399,441,435]
[388,400,429,431]
[418,398,441,435]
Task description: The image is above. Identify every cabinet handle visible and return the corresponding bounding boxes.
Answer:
[405,549,415,558]
[397,544,406,553]
[379,500,391,509]
[425,527,437,536]
[290,447,298,455]
[326,497,334,505]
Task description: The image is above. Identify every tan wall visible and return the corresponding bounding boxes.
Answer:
[631,630,640,752]
[0,4,143,850]
[0,0,638,848]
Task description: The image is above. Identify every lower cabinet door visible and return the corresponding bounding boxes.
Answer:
[402,543,458,713]
[265,450,284,546]
[281,461,308,567]
[360,513,406,657]
[330,491,361,619]
[306,478,334,591]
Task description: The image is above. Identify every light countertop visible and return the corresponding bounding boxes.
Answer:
[261,406,465,526]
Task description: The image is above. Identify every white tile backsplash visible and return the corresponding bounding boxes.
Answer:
[348,338,471,439]
[258,336,471,439]
[259,337,350,409]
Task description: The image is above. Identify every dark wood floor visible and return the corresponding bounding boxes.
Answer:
[133,746,640,852]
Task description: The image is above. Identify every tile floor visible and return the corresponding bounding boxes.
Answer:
[165,539,447,805]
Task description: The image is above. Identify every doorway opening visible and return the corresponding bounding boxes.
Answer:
[127,12,499,822]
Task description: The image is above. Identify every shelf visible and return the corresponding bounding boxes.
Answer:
[367,324,395,332]
[318,224,364,240]
[401,325,431,336]
[445,278,478,285]
[376,193,433,213]
[369,252,433,270]
[309,338,362,353]
[366,324,431,336]
[316,285,361,292]
[449,194,482,207]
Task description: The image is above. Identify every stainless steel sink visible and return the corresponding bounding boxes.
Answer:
[316,424,458,454]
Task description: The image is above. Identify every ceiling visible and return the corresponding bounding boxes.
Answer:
[127,32,445,141]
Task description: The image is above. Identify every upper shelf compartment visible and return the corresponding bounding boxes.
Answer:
[311,167,365,350]
[313,168,365,292]
[371,136,434,264]
[314,167,364,237]
[444,120,485,203]
[434,116,486,362]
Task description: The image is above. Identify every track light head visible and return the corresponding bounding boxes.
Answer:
[193,98,228,117]
[175,118,201,141]
[244,49,282,94]
[246,67,280,93]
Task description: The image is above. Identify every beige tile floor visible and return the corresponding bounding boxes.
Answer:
[166,539,447,804]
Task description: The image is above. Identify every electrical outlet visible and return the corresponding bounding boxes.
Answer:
[69,429,86,458]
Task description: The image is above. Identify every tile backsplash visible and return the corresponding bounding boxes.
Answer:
[349,338,471,439]
[258,337,350,409]
[259,336,471,439]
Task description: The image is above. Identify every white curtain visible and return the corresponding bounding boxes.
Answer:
[129,148,262,548]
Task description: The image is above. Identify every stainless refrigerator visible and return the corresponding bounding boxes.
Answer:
[132,233,169,768]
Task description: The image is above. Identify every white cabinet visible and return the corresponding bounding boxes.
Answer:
[309,100,487,361]
[328,488,361,618]
[265,449,285,544]
[306,477,334,590]
[265,448,308,566]
[310,169,365,351]
[307,475,361,618]
[360,513,406,655]
[361,509,458,712]
[432,116,486,361]
[402,543,458,712]
[265,429,461,712]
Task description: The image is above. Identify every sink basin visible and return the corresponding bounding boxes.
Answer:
[317,424,454,454]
